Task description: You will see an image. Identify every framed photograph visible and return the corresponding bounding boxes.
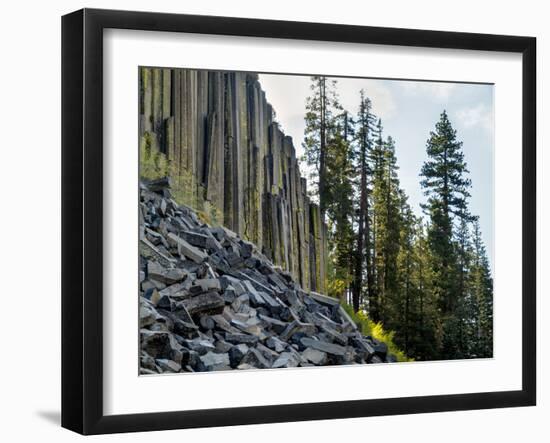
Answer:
[61,8,536,435]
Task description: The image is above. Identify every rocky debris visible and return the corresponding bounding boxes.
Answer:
[139,179,396,374]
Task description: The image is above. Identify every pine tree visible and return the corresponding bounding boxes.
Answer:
[303,76,342,221]
[470,220,494,357]
[372,134,402,323]
[420,110,474,359]
[394,192,416,354]
[325,111,356,300]
[352,91,376,312]
[442,214,474,359]
[392,196,441,361]
[411,220,439,360]
[420,110,472,316]
[366,118,385,320]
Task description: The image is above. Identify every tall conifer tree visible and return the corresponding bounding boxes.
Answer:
[303,76,342,221]
[352,91,376,312]
[372,135,402,323]
[470,220,494,357]
[420,110,473,357]
[420,111,471,305]
[326,111,356,299]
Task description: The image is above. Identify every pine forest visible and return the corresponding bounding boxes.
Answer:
[301,76,493,361]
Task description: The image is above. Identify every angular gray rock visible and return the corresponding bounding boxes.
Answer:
[156,359,182,373]
[266,336,287,353]
[199,315,216,330]
[184,339,216,355]
[181,292,225,316]
[141,330,178,359]
[228,344,249,368]
[140,303,158,328]
[167,232,207,263]
[373,341,388,358]
[280,320,316,342]
[301,347,328,365]
[272,352,300,369]
[199,352,230,371]
[147,260,186,284]
[141,351,159,372]
[299,337,347,356]
[215,340,233,354]
[224,333,259,345]
[240,348,271,369]
[190,278,222,294]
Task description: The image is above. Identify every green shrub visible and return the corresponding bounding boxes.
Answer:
[341,303,413,363]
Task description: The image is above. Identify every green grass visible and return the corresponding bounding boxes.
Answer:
[341,303,413,363]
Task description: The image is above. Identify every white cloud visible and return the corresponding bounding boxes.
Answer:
[337,79,397,119]
[399,81,458,101]
[258,74,400,159]
[456,103,493,132]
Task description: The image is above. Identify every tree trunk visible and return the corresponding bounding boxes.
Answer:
[318,77,327,222]
[353,159,366,312]
[352,110,368,313]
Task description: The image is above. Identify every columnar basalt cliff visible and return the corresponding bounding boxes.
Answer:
[139,68,326,293]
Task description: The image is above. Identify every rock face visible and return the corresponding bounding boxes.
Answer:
[139,179,396,374]
[139,68,326,293]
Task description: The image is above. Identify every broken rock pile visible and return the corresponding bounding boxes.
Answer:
[139,178,396,374]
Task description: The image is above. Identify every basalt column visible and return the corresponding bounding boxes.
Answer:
[139,67,326,294]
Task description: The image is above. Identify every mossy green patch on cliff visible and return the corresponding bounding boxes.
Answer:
[139,132,171,180]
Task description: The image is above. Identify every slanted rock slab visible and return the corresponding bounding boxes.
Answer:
[300,337,347,356]
[182,292,225,316]
[301,347,328,365]
[167,232,207,263]
[156,359,182,373]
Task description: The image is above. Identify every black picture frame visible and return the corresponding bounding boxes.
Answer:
[61,8,536,435]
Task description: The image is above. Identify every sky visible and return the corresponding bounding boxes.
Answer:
[258,73,494,271]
